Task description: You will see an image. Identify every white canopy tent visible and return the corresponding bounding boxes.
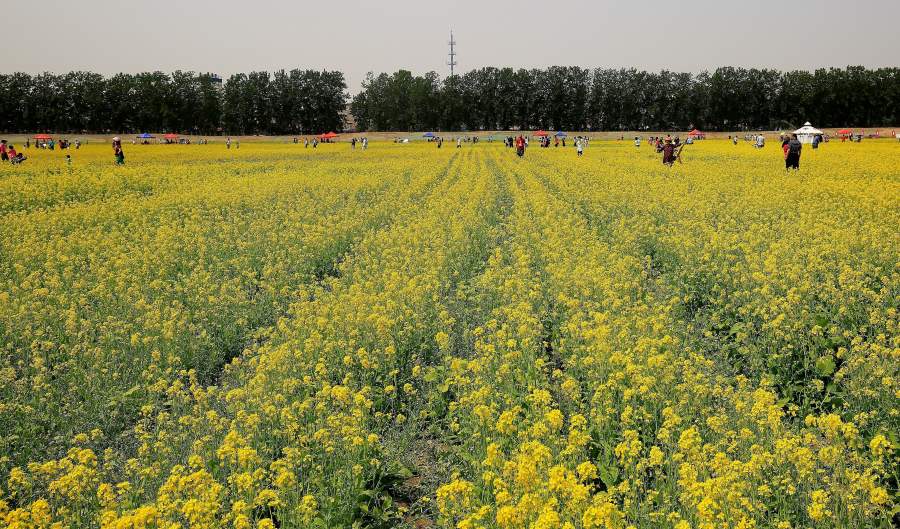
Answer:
[793,122,824,144]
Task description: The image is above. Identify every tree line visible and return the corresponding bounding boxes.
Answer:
[351,66,899,132]
[0,70,348,135]
[1,66,897,134]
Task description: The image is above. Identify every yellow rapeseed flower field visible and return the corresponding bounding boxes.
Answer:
[0,138,897,529]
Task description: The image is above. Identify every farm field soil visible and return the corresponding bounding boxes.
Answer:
[0,140,897,529]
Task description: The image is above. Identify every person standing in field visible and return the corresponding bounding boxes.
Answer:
[733,136,739,146]
[226,137,232,149]
[662,138,676,166]
[634,136,641,148]
[457,137,462,149]
[576,139,584,157]
[515,135,525,157]
[0,140,7,161]
[785,133,802,170]
[112,137,125,165]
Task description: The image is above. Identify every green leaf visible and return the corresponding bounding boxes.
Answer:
[815,356,835,377]
[599,463,619,488]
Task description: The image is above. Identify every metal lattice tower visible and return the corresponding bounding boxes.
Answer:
[448,30,457,76]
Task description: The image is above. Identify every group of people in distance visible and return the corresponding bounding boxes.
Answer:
[0,139,27,165]
[0,136,87,165]
[503,135,528,157]
[0,129,822,171]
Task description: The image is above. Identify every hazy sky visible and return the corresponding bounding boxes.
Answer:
[3,0,898,92]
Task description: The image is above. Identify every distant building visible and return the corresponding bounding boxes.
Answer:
[209,73,224,93]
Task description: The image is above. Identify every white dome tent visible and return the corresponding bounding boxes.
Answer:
[793,122,824,144]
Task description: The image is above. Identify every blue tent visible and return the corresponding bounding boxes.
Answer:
[137,133,154,139]
[423,132,435,138]
[555,131,567,138]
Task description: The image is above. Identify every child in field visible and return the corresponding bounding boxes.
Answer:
[10,147,26,165]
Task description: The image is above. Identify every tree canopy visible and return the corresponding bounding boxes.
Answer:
[0,69,348,135]
[1,66,897,134]
[351,66,899,132]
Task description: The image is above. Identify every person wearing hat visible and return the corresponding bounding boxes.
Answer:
[662,137,677,166]
[112,137,125,165]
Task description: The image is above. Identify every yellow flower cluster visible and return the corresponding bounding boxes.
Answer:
[1,139,897,528]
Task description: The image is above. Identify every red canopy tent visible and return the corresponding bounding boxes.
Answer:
[163,133,179,140]
[33,134,53,140]
[533,130,548,137]
[320,131,338,139]
[687,129,706,139]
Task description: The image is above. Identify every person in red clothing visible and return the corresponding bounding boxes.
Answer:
[662,138,676,166]
[784,134,802,170]
[0,140,8,161]
[8,144,26,164]
[515,135,526,157]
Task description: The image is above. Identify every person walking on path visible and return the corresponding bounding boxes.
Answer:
[784,133,802,170]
